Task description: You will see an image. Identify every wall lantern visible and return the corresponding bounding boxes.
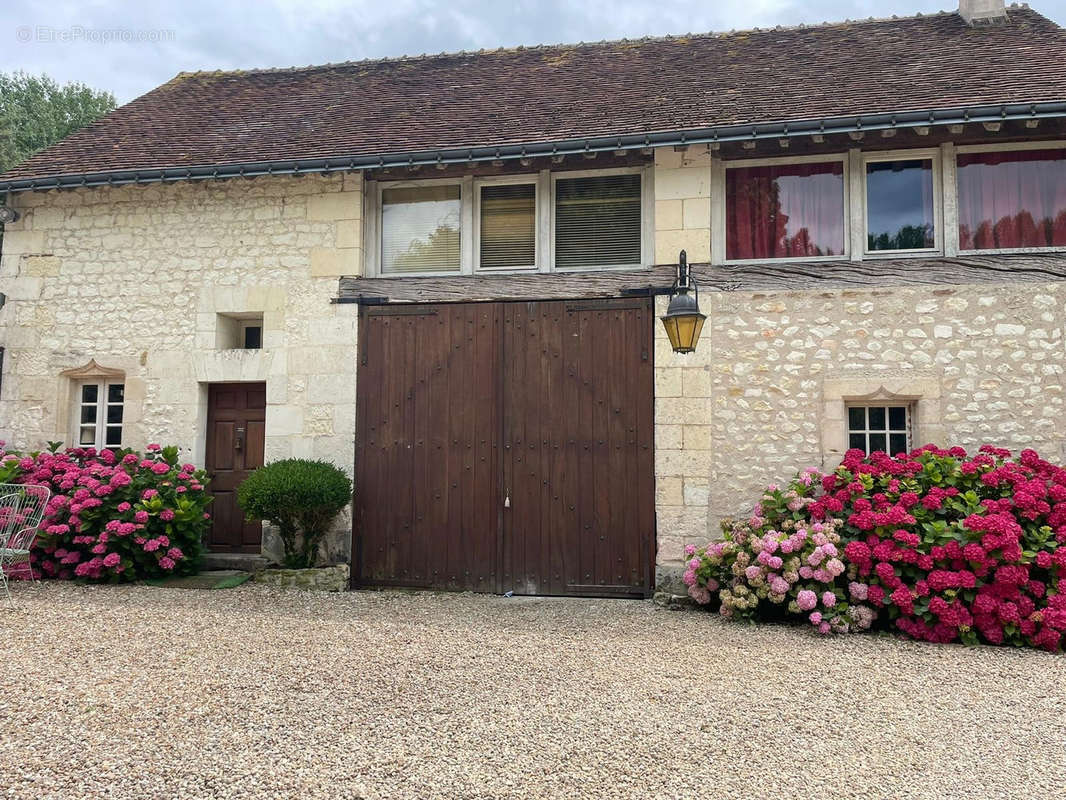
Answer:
[660,250,706,354]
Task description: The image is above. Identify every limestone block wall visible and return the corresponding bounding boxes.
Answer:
[653,281,1066,570]
[0,173,363,562]
[652,147,711,264]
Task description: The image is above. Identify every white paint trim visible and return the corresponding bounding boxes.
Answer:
[549,166,649,273]
[72,380,125,449]
[472,175,539,274]
[860,147,943,257]
[371,177,467,278]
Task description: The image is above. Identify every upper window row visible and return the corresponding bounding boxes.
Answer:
[725,146,1066,262]
[367,145,1066,274]
[374,171,645,275]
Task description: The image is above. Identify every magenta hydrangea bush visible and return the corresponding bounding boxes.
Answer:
[0,442,211,581]
[685,444,1066,652]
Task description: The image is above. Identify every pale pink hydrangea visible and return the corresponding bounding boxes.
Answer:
[822,591,837,608]
[687,584,711,605]
[796,589,817,611]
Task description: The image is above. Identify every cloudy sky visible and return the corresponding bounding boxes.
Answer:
[4,0,1065,103]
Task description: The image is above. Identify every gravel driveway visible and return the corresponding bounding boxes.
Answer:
[1,582,1063,799]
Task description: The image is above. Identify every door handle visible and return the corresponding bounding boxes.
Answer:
[235,427,245,452]
[504,494,510,509]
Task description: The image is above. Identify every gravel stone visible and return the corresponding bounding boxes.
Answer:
[1,582,1064,799]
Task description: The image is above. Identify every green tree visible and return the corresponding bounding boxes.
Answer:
[0,71,116,174]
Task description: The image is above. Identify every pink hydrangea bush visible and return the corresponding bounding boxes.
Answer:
[0,443,211,582]
[684,468,877,635]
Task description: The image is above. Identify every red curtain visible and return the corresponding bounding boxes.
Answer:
[727,162,845,260]
[957,149,1066,250]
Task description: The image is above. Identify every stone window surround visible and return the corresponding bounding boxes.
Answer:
[821,375,944,467]
[362,165,656,277]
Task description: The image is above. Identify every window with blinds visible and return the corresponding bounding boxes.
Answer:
[554,174,642,269]
[479,183,536,270]
[381,184,461,273]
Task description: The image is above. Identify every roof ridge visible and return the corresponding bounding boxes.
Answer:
[170,4,1035,81]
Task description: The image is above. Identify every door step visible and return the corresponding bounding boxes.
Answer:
[202,552,271,573]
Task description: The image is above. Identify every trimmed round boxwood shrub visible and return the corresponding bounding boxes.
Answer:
[237,458,351,569]
[0,442,211,581]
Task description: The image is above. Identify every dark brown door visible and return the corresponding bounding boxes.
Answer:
[500,299,654,596]
[206,382,266,552]
[355,305,500,591]
[354,298,653,598]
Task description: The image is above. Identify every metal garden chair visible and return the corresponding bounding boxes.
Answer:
[0,484,50,607]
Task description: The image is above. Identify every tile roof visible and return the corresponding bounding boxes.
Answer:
[4,6,1066,184]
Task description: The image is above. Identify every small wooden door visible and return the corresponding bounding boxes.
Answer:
[205,383,266,552]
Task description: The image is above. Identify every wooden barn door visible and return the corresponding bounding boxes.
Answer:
[500,299,654,597]
[355,298,654,597]
[355,304,500,591]
[205,382,266,552]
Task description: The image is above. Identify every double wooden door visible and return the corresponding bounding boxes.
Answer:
[355,299,654,598]
[205,383,266,552]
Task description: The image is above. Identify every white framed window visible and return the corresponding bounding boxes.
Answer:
[862,149,941,256]
[379,180,464,275]
[364,167,650,276]
[550,168,646,271]
[846,404,911,456]
[955,140,1066,254]
[76,382,124,448]
[719,153,849,263]
[474,176,539,272]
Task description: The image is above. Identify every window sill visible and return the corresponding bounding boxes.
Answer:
[958,246,1066,256]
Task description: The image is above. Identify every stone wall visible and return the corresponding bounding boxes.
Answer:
[652,281,1066,571]
[3,166,1065,585]
[0,173,363,562]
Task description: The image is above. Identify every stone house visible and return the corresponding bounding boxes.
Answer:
[2,0,1066,594]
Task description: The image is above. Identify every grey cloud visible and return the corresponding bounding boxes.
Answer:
[2,0,1064,103]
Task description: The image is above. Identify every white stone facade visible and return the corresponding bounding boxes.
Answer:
[0,173,363,561]
[2,161,1064,578]
[652,283,1066,568]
